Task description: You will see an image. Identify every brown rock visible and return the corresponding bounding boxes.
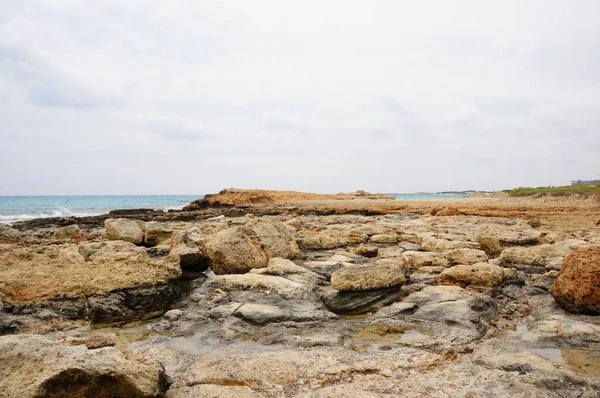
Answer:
[0,334,166,398]
[436,207,460,216]
[550,246,600,314]
[437,263,507,287]
[204,220,299,274]
[350,244,379,258]
[331,263,406,291]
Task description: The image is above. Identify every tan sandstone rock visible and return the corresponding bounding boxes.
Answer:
[403,251,449,269]
[0,334,166,398]
[331,263,406,292]
[204,220,299,274]
[52,224,81,240]
[444,248,489,265]
[550,246,600,314]
[437,263,507,287]
[105,218,145,245]
[144,221,173,246]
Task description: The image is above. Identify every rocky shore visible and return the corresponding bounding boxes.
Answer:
[1,189,599,397]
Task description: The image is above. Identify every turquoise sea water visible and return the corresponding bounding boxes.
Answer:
[0,193,468,223]
[0,195,203,223]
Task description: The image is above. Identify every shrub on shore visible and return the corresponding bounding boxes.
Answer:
[505,185,600,198]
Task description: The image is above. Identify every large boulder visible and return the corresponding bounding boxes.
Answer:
[550,246,600,314]
[0,334,167,398]
[297,231,345,250]
[204,220,299,274]
[105,218,145,245]
[331,263,406,292]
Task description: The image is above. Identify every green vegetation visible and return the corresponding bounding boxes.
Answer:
[505,184,600,197]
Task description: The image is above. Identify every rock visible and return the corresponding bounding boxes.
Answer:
[52,224,81,240]
[0,225,21,242]
[331,263,406,291]
[350,244,379,258]
[250,257,325,286]
[421,236,478,252]
[285,218,301,229]
[528,219,542,228]
[205,220,299,274]
[436,207,460,216]
[318,286,406,314]
[498,244,580,273]
[57,333,117,349]
[550,246,600,314]
[300,261,344,278]
[476,236,502,257]
[369,234,397,244]
[328,253,355,263]
[144,221,173,246]
[297,231,344,250]
[437,263,508,287]
[105,218,145,245]
[0,241,181,307]
[169,227,209,272]
[0,334,167,398]
[444,248,488,265]
[403,251,449,269]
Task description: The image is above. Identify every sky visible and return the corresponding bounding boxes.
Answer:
[1,0,599,195]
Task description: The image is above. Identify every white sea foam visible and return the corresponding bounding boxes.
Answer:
[0,208,102,224]
[162,204,185,211]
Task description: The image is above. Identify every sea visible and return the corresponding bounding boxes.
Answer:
[0,195,203,224]
[0,193,468,224]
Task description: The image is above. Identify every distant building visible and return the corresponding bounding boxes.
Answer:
[571,179,600,186]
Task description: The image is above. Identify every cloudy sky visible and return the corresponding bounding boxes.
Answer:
[1,1,599,195]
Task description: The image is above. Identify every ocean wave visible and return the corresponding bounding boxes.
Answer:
[162,204,185,211]
[0,207,102,224]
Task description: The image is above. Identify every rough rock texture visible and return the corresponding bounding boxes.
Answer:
[297,231,345,250]
[0,334,167,398]
[169,227,208,271]
[436,207,460,216]
[350,244,379,258]
[0,241,181,303]
[52,224,81,240]
[550,246,600,314]
[0,225,21,242]
[437,263,509,287]
[204,220,299,274]
[403,251,449,269]
[331,263,406,292]
[444,248,488,265]
[369,234,397,244]
[144,221,173,246]
[105,218,145,245]
[250,258,325,286]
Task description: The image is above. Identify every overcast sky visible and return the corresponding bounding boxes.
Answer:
[1,1,599,195]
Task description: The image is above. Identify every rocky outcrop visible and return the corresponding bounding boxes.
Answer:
[296,230,345,250]
[250,258,325,286]
[1,241,181,303]
[550,246,600,314]
[52,224,81,240]
[350,244,379,257]
[331,263,406,291]
[204,220,299,274]
[0,334,167,398]
[105,218,145,245]
[369,234,398,244]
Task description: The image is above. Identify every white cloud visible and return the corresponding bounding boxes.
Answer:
[1,0,599,194]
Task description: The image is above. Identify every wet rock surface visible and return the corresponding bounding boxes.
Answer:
[1,194,600,397]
